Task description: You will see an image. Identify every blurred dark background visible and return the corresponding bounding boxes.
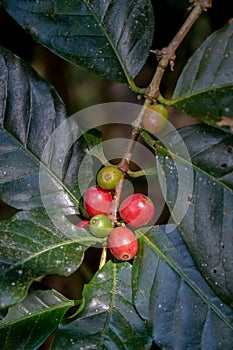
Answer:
[0,1,232,349]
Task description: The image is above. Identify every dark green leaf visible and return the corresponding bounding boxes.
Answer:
[52,261,152,350]
[133,225,233,350]
[0,286,73,350]
[0,209,98,308]
[3,0,154,87]
[172,19,233,129]
[0,44,91,213]
[83,129,108,165]
[156,124,233,306]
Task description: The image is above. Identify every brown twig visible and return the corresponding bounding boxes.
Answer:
[109,127,141,224]
[99,0,212,269]
[110,0,212,221]
[148,0,212,100]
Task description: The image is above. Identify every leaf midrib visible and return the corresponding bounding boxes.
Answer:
[140,231,233,330]
[157,141,233,193]
[0,299,72,329]
[1,238,89,276]
[0,125,80,210]
[96,262,117,347]
[172,83,233,104]
[83,0,131,82]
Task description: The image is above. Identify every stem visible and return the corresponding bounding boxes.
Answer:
[99,0,212,269]
[110,0,212,220]
[147,0,212,100]
[109,127,140,223]
[99,246,107,270]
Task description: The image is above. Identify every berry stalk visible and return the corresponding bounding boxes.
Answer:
[109,127,141,224]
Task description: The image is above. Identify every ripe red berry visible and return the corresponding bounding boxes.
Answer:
[108,226,138,261]
[89,214,113,238]
[119,193,155,228]
[84,186,112,217]
[97,165,121,190]
[76,220,89,229]
[142,104,168,134]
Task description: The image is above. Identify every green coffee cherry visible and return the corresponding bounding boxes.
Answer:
[89,214,113,238]
[142,104,168,134]
[97,165,121,190]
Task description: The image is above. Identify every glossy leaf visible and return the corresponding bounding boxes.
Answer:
[52,261,152,350]
[133,225,233,350]
[0,45,90,213]
[83,128,108,165]
[0,286,73,350]
[2,0,154,87]
[0,209,98,308]
[172,19,233,129]
[155,124,233,305]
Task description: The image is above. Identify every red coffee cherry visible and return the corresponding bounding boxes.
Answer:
[119,193,155,228]
[142,104,168,134]
[97,165,121,190]
[76,220,89,229]
[108,226,138,261]
[89,214,113,238]
[84,186,112,217]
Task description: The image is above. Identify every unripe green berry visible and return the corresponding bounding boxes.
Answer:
[142,104,168,134]
[89,214,113,238]
[97,165,121,190]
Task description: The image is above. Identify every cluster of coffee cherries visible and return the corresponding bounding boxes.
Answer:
[77,165,155,261]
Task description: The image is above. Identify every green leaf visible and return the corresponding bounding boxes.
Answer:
[171,19,233,129]
[156,124,233,306]
[0,44,91,213]
[0,209,98,308]
[52,261,152,350]
[133,225,233,350]
[2,0,154,88]
[0,285,73,350]
[83,128,108,166]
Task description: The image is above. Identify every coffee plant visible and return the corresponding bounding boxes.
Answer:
[0,1,233,349]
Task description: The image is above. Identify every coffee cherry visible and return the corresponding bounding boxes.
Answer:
[142,104,168,134]
[108,226,138,261]
[97,165,121,190]
[76,220,89,229]
[89,214,113,238]
[119,193,155,228]
[84,186,112,217]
